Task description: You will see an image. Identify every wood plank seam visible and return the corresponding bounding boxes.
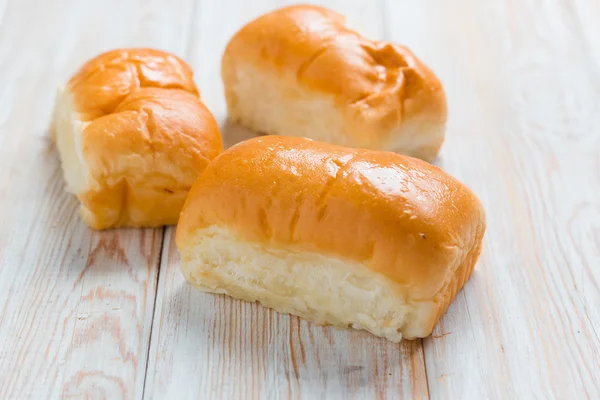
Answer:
[141,226,167,400]
[420,338,431,399]
[183,0,201,72]
[142,0,199,398]
[379,0,431,397]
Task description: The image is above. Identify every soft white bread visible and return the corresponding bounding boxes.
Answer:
[176,136,486,341]
[221,5,447,161]
[51,48,223,229]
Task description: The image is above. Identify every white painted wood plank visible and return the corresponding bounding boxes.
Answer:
[384,0,600,398]
[0,0,193,398]
[144,1,429,398]
[563,0,600,76]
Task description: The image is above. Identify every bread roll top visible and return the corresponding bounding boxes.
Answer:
[176,136,485,301]
[66,48,199,121]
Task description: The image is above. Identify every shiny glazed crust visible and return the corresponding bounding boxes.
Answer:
[51,48,223,229]
[176,136,486,338]
[222,5,447,161]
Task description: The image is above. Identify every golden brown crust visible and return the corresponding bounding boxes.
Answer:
[221,5,447,156]
[67,48,199,120]
[176,136,486,304]
[53,48,223,229]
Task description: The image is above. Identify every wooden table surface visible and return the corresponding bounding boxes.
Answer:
[0,0,599,398]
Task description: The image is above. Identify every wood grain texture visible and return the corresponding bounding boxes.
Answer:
[0,0,599,399]
[0,0,193,398]
[143,0,429,399]
[385,0,600,398]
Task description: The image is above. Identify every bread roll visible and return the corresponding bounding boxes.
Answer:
[176,136,485,341]
[51,48,223,229]
[222,5,447,161]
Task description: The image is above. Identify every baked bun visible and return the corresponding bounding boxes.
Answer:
[176,136,485,341]
[222,5,447,161]
[51,48,223,229]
